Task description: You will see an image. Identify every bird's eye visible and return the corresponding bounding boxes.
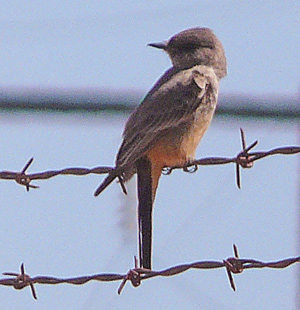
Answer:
[180,42,199,51]
[179,42,213,51]
[199,42,214,49]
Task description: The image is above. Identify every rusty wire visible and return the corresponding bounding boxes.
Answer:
[0,129,299,299]
[0,245,299,299]
[0,129,299,192]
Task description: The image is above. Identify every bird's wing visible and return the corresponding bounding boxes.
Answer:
[116,65,219,168]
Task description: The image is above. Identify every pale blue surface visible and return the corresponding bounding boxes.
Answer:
[0,1,299,95]
[0,1,299,309]
[0,113,298,309]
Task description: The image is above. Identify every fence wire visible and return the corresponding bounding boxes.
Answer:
[0,129,299,299]
[0,245,299,299]
[0,129,299,192]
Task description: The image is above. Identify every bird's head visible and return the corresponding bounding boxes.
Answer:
[148,27,227,79]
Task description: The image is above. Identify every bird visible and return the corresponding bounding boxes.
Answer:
[94,27,227,270]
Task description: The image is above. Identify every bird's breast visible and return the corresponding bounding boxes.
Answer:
[146,101,217,168]
[180,97,217,161]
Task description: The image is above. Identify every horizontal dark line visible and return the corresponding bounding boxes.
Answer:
[0,101,134,113]
[0,94,299,120]
[216,106,300,120]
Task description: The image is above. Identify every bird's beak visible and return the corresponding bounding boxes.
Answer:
[147,41,167,50]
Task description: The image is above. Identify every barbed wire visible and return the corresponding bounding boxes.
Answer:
[1,129,300,299]
[0,129,299,192]
[1,244,299,299]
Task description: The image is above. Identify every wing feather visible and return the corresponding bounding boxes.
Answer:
[116,65,218,169]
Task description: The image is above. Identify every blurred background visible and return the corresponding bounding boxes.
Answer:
[0,1,299,309]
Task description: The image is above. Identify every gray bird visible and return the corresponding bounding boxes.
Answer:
[95,27,227,269]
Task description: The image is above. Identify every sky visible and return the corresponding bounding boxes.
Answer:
[0,1,299,310]
[0,0,299,96]
[0,113,298,310]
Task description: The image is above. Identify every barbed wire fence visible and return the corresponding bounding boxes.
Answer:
[1,245,300,300]
[0,128,300,299]
[1,129,299,192]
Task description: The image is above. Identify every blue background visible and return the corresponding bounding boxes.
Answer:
[0,1,299,309]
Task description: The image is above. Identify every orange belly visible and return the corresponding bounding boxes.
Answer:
[146,141,187,167]
[146,108,214,168]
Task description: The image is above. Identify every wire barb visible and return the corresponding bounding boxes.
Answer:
[0,130,298,298]
[234,129,257,188]
[3,263,37,299]
[118,256,142,295]
[0,130,299,193]
[1,245,299,298]
[118,174,128,195]
[223,244,243,291]
[15,158,40,191]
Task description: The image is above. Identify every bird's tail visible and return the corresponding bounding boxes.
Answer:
[136,157,153,269]
[136,157,163,269]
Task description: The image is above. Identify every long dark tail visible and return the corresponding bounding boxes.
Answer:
[136,157,153,269]
[94,170,118,197]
